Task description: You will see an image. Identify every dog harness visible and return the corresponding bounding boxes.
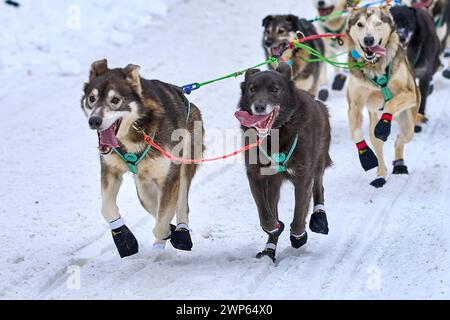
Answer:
[320,19,347,48]
[258,134,299,173]
[113,134,155,175]
[113,95,191,174]
[366,62,393,111]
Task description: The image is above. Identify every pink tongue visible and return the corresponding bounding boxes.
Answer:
[99,127,119,149]
[371,45,387,57]
[235,110,271,128]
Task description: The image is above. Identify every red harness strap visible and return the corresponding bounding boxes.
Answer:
[143,134,262,164]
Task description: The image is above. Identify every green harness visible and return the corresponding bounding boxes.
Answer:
[113,95,191,174]
[366,62,393,111]
[258,134,299,173]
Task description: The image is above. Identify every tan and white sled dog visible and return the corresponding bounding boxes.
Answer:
[346,7,420,188]
[81,59,204,258]
[312,0,354,91]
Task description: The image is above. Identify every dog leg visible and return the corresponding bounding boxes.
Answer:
[135,176,159,219]
[318,61,329,102]
[369,112,388,188]
[393,109,415,175]
[310,173,329,235]
[415,74,432,133]
[102,169,139,258]
[348,100,378,171]
[248,174,283,262]
[290,179,313,249]
[154,172,187,250]
[375,91,418,141]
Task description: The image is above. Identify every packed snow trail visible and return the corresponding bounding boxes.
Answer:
[0,0,449,299]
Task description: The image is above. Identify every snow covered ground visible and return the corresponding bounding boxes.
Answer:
[1,0,449,300]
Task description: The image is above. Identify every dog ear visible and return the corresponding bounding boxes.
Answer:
[245,68,261,82]
[124,64,143,96]
[286,14,300,30]
[262,15,274,27]
[89,59,108,82]
[276,62,292,79]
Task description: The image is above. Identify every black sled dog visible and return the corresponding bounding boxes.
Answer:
[235,63,332,262]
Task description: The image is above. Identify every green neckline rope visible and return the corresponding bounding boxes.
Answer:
[292,41,365,70]
[366,62,393,111]
[182,57,278,94]
[258,134,299,173]
[113,133,155,174]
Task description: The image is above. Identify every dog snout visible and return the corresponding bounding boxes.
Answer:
[253,103,267,114]
[363,36,375,47]
[317,0,326,8]
[397,29,407,43]
[264,40,273,47]
[89,116,103,129]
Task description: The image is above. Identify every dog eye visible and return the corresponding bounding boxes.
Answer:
[111,97,120,104]
[89,95,96,103]
[249,86,256,93]
[271,87,280,93]
[357,22,364,28]
[278,28,286,34]
[375,22,382,27]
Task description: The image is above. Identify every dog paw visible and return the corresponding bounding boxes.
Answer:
[393,160,408,175]
[318,88,329,102]
[356,141,379,171]
[443,68,450,79]
[374,114,392,142]
[370,177,387,188]
[256,248,276,263]
[332,74,347,91]
[309,210,329,235]
[290,231,308,249]
[111,225,139,258]
[170,224,193,251]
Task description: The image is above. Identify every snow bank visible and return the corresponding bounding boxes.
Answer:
[0,0,177,75]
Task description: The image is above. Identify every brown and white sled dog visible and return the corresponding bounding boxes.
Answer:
[262,15,329,101]
[346,7,420,188]
[81,59,204,258]
[312,0,353,91]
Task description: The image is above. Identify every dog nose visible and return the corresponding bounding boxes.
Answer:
[397,29,407,42]
[318,0,325,8]
[89,116,103,129]
[254,104,267,114]
[363,36,375,47]
[264,40,273,47]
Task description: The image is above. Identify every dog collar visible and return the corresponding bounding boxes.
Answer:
[258,134,299,173]
[113,133,155,174]
[320,18,347,48]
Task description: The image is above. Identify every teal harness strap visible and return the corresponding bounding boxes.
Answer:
[113,133,155,174]
[259,134,299,173]
[367,63,393,111]
[435,14,445,29]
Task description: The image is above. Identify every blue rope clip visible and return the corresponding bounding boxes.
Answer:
[182,83,201,95]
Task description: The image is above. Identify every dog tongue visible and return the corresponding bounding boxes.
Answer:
[371,45,387,57]
[99,126,119,149]
[235,110,270,127]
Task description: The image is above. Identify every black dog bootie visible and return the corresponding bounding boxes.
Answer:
[290,231,308,249]
[370,177,387,188]
[112,225,139,258]
[318,88,329,102]
[393,159,409,175]
[310,209,329,235]
[332,73,347,91]
[170,224,193,251]
[356,140,378,171]
[374,113,392,142]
